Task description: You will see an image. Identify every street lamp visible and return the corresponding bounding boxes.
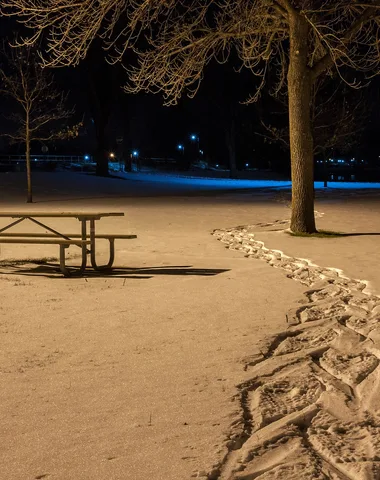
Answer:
[177,144,185,154]
[190,134,200,159]
[190,134,199,147]
[130,150,140,172]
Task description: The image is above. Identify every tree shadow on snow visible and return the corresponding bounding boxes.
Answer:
[332,232,380,237]
[288,230,380,238]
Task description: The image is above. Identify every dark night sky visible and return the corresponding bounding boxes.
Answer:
[1,15,380,172]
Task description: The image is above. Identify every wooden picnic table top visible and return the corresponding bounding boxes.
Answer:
[0,212,124,219]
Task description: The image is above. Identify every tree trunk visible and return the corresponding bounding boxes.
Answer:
[288,13,316,233]
[86,59,111,178]
[94,119,109,177]
[123,151,132,172]
[25,123,33,203]
[323,155,328,188]
[226,117,238,179]
[95,148,109,177]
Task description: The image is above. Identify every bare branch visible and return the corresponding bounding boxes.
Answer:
[0,41,78,145]
[3,0,380,105]
[0,132,26,141]
[310,4,380,80]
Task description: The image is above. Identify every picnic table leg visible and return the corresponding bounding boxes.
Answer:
[58,244,88,277]
[59,245,72,277]
[89,219,115,270]
[80,220,88,270]
[58,221,88,277]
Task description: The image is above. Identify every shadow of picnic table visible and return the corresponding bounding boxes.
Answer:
[0,261,230,279]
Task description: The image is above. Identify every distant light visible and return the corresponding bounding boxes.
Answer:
[177,144,184,150]
[34,158,38,161]
[190,134,197,141]
[132,150,139,157]
[215,164,219,168]
[199,149,204,155]
[84,155,90,161]
[109,152,115,158]
[245,163,249,167]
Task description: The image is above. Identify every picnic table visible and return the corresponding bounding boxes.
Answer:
[0,211,137,276]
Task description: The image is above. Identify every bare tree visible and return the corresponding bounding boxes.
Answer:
[257,76,368,182]
[84,41,119,177]
[312,80,367,159]
[3,1,380,230]
[0,43,77,202]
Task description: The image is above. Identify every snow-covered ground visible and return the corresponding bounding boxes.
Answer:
[118,170,380,190]
[1,171,380,479]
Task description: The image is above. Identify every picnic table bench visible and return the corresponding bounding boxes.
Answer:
[0,212,137,276]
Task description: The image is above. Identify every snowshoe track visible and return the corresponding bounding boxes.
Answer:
[209,221,380,480]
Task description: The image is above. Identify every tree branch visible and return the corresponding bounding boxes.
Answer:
[311,5,380,79]
[0,40,77,147]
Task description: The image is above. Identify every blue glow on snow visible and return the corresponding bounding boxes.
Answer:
[314,181,380,189]
[116,172,380,190]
